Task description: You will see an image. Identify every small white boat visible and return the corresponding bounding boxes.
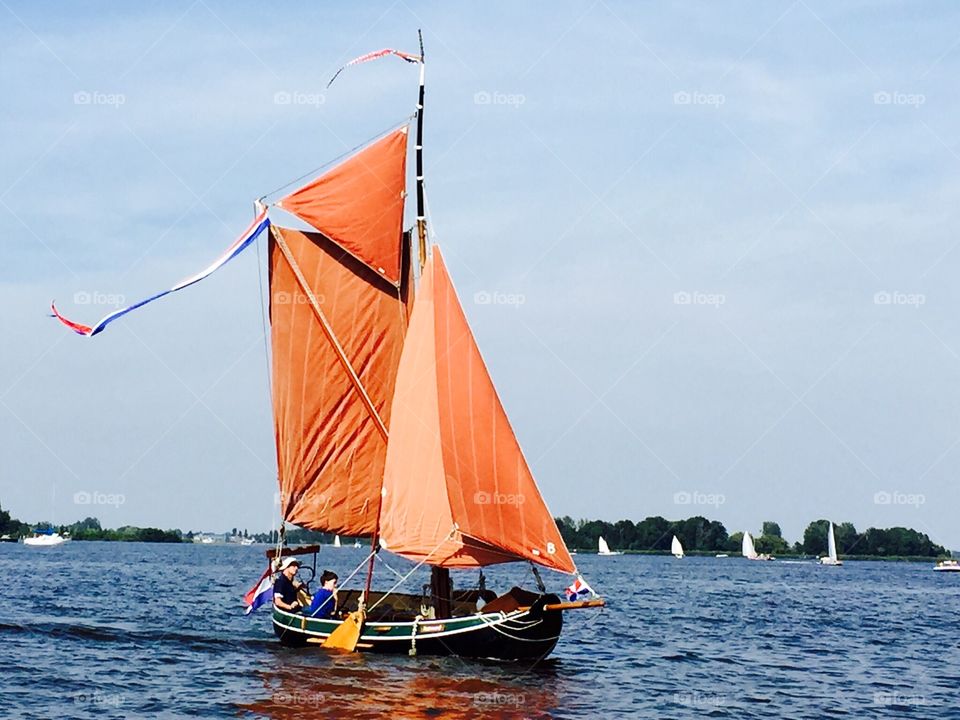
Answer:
[353,540,361,548]
[934,560,960,572]
[742,531,774,561]
[333,535,342,548]
[597,536,622,556]
[818,522,843,566]
[715,553,729,558]
[671,535,684,559]
[241,538,255,546]
[23,532,68,547]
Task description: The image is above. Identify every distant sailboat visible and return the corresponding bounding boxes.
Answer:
[23,530,67,547]
[598,536,622,556]
[671,535,684,559]
[742,531,774,561]
[353,539,361,548]
[333,535,341,548]
[818,522,843,566]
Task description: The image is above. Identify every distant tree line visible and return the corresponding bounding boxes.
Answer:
[62,517,184,543]
[1,501,947,556]
[555,516,948,558]
[0,503,31,537]
[0,507,185,543]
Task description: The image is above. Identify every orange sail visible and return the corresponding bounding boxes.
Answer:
[269,224,411,536]
[276,127,409,286]
[379,248,576,574]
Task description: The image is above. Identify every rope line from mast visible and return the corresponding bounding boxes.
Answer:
[258,115,415,203]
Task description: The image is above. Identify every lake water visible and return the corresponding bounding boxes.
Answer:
[1,542,958,718]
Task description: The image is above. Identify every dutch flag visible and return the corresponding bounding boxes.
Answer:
[243,566,274,615]
[564,575,595,602]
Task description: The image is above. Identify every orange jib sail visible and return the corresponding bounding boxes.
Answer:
[269,225,411,536]
[379,248,576,574]
[276,127,409,286]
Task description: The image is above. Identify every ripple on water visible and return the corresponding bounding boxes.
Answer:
[1,546,959,718]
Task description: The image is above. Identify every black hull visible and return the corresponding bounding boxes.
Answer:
[272,592,564,661]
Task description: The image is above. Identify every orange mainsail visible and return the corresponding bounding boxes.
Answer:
[378,248,576,574]
[276,127,409,286]
[269,224,411,536]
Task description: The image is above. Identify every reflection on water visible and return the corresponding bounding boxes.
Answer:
[242,651,564,719]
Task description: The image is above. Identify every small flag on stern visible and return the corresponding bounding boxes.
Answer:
[243,566,274,615]
[565,575,595,602]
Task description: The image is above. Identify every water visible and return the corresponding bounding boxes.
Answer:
[1,542,958,718]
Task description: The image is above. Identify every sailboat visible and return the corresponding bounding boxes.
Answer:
[818,522,843,566]
[671,535,684,559]
[23,529,68,547]
[333,535,341,549]
[49,35,603,661]
[597,536,622,556]
[258,40,602,658]
[741,531,773,561]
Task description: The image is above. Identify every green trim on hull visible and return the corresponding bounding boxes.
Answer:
[270,594,564,660]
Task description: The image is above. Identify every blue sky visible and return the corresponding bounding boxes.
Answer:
[2,1,960,549]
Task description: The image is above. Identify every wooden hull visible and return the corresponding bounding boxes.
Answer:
[271,592,564,661]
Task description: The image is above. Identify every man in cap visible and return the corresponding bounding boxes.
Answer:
[273,557,305,612]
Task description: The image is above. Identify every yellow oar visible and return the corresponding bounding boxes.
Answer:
[322,608,366,651]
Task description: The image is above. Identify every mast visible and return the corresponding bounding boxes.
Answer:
[415,29,427,270]
[365,32,427,603]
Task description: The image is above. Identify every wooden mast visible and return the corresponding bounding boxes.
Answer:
[415,30,427,271]
[412,30,448,617]
[364,32,427,604]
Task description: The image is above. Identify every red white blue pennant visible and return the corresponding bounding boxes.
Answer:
[327,48,421,88]
[51,210,270,337]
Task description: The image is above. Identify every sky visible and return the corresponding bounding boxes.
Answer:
[2,1,959,549]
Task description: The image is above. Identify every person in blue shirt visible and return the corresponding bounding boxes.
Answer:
[305,570,339,618]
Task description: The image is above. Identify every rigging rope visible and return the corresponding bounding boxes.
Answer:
[258,115,416,202]
[367,528,456,613]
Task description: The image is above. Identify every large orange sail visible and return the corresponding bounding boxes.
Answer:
[276,127,409,286]
[379,248,576,574]
[269,224,411,536]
